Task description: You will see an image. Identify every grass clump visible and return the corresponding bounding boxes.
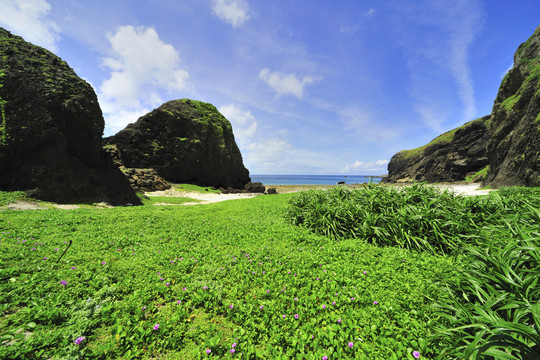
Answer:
[140,196,200,205]
[0,191,26,206]
[174,183,220,193]
[287,183,501,254]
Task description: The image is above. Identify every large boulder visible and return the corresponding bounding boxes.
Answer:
[384,116,491,183]
[107,99,251,189]
[0,28,141,205]
[483,26,540,188]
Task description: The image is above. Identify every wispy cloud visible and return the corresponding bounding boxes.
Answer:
[391,0,484,131]
[343,159,388,174]
[99,25,192,134]
[0,0,60,52]
[211,0,250,28]
[340,7,376,34]
[259,68,318,99]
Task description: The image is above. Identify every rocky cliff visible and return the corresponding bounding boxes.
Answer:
[384,116,491,183]
[484,26,540,187]
[0,28,141,205]
[107,99,251,189]
[385,25,540,187]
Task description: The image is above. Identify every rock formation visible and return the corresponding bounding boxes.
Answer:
[384,116,491,183]
[483,26,540,187]
[107,99,251,189]
[385,25,540,187]
[0,28,141,205]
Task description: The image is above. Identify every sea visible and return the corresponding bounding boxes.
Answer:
[250,174,384,186]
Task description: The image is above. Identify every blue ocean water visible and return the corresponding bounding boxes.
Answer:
[250,175,383,185]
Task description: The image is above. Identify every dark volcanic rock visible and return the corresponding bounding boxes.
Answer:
[483,26,540,188]
[108,99,251,189]
[384,116,491,183]
[0,28,141,205]
[243,181,265,193]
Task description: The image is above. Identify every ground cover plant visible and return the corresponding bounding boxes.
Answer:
[288,184,540,358]
[1,192,451,359]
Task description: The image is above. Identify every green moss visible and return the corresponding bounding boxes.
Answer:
[501,93,521,111]
[0,97,7,146]
[465,165,490,182]
[400,117,486,159]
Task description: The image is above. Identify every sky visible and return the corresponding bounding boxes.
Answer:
[0,0,539,175]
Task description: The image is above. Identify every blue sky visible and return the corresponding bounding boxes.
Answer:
[1,0,539,175]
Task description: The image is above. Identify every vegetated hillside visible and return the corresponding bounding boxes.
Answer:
[384,116,491,183]
[107,99,251,189]
[484,25,540,187]
[0,27,140,205]
[385,25,540,186]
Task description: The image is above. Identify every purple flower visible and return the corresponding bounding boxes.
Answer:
[338,319,341,323]
[282,315,286,319]
[260,305,264,309]
[232,342,237,348]
[294,314,299,319]
[267,290,270,293]
[351,297,354,301]
[332,301,336,306]
[43,257,48,260]
[230,348,235,354]
[60,280,68,286]
[294,297,298,301]
[322,356,328,360]
[373,301,378,305]
[183,287,187,291]
[177,300,181,304]
[203,286,208,290]
[101,261,106,265]
[413,351,421,358]
[348,342,354,348]
[70,267,76,270]
[206,348,211,355]
[229,305,234,309]
[363,271,367,274]
[322,304,326,309]
[153,323,159,331]
[142,306,147,311]
[74,336,85,345]
[165,283,170,286]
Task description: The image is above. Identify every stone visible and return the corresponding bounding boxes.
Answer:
[106,99,251,189]
[266,188,278,194]
[244,182,266,193]
[0,28,140,205]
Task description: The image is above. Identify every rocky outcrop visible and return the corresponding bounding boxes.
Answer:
[384,116,491,183]
[123,168,171,193]
[385,25,540,187]
[0,28,141,205]
[483,26,540,188]
[107,99,251,189]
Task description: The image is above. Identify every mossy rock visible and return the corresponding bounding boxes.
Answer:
[0,27,141,205]
[108,99,250,189]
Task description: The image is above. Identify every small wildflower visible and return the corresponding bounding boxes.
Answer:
[322,356,328,360]
[177,300,181,304]
[351,297,354,301]
[206,348,211,355]
[282,315,286,319]
[348,342,354,348]
[260,305,264,309]
[74,336,85,345]
[413,351,421,358]
[267,290,270,293]
[332,301,336,305]
[101,261,106,265]
[338,319,341,323]
[165,283,170,286]
[373,301,378,305]
[203,286,208,290]
[230,348,235,354]
[294,314,299,319]
[70,267,76,270]
[322,304,326,309]
[229,305,234,309]
[142,306,146,311]
[294,297,298,301]
[153,323,159,331]
[43,257,48,260]
[60,280,68,286]
[232,342,237,348]
[183,287,187,291]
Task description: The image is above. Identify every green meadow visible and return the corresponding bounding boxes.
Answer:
[0,184,539,359]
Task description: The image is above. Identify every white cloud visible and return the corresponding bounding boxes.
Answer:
[343,159,389,174]
[211,0,250,28]
[0,0,60,52]
[245,137,292,173]
[365,8,376,18]
[99,25,192,134]
[218,104,258,147]
[259,68,318,99]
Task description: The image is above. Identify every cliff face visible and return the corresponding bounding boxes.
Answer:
[484,26,540,188]
[385,25,540,187]
[0,28,141,204]
[108,99,251,189]
[384,116,491,183]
